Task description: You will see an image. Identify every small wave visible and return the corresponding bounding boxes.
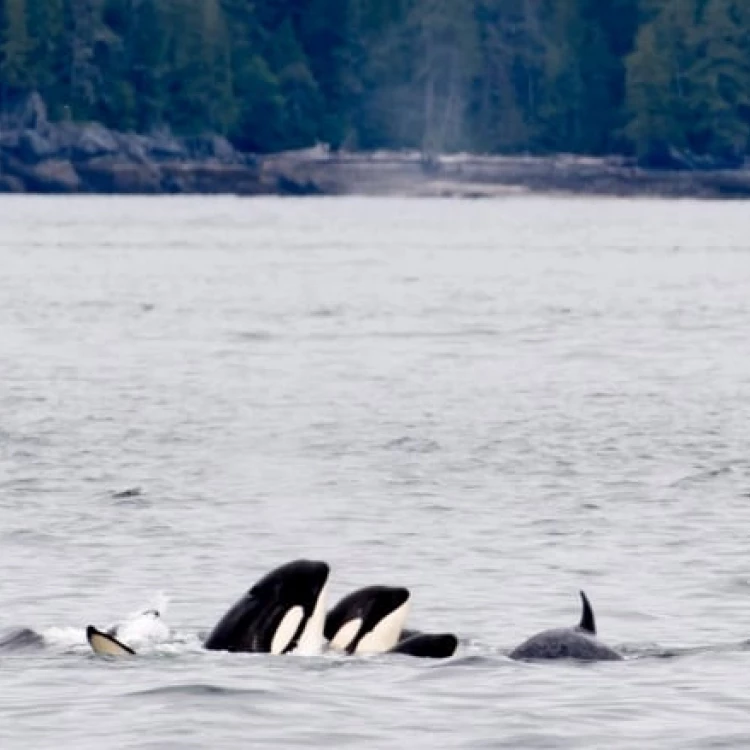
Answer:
[111,487,143,499]
[383,436,441,453]
[76,299,114,310]
[670,464,736,487]
[3,528,62,544]
[110,487,151,508]
[41,626,88,649]
[309,305,343,318]
[299,328,500,342]
[127,683,272,698]
[234,330,276,342]
[727,576,750,592]
[433,653,507,669]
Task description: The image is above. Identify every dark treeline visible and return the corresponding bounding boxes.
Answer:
[1,0,749,164]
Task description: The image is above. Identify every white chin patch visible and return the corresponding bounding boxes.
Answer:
[329,618,363,652]
[270,606,304,655]
[88,630,134,657]
[293,581,329,656]
[356,598,411,654]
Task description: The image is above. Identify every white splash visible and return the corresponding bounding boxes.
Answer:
[41,626,88,649]
[109,593,172,649]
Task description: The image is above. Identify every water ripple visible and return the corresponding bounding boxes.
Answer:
[2,195,750,749]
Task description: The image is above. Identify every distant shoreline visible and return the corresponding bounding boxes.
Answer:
[2,117,750,200]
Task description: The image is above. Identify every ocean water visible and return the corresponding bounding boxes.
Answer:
[1,194,750,748]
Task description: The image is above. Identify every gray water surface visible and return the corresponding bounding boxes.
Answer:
[2,195,750,748]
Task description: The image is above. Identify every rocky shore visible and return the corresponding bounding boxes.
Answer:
[2,94,750,199]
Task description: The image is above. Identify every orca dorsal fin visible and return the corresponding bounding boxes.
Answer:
[578,591,596,634]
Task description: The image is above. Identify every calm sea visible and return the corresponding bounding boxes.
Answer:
[2,195,750,748]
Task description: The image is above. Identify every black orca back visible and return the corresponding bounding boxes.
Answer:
[390,633,458,659]
[0,627,44,652]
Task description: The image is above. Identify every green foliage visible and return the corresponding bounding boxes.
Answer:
[0,0,747,161]
[1,0,33,91]
[626,0,750,163]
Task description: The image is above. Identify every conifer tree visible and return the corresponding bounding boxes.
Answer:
[0,0,33,94]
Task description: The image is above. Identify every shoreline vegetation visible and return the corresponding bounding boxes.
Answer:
[1,95,750,200]
[2,1,750,199]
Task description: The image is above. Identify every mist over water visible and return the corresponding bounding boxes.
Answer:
[2,195,750,748]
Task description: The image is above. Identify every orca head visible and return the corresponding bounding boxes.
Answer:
[250,558,330,656]
[204,559,330,655]
[249,559,329,613]
[325,585,411,654]
[576,591,596,635]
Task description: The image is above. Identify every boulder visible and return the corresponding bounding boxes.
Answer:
[0,130,21,151]
[112,132,151,164]
[182,134,239,163]
[77,157,162,193]
[15,159,81,192]
[159,162,265,194]
[0,174,25,193]
[72,123,121,160]
[144,130,187,161]
[18,130,57,162]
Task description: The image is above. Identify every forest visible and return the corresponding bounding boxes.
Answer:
[0,0,749,165]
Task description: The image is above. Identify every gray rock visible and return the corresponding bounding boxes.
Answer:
[182,134,239,163]
[0,130,20,150]
[77,157,162,193]
[112,132,151,164]
[22,159,81,192]
[0,174,26,193]
[18,129,57,162]
[159,162,264,194]
[72,123,120,160]
[145,130,187,161]
[38,122,120,161]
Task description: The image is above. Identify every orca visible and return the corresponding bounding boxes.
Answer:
[390,632,458,659]
[325,585,411,654]
[399,628,423,641]
[86,601,171,657]
[508,591,623,662]
[87,625,136,656]
[204,559,330,655]
[0,627,45,651]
